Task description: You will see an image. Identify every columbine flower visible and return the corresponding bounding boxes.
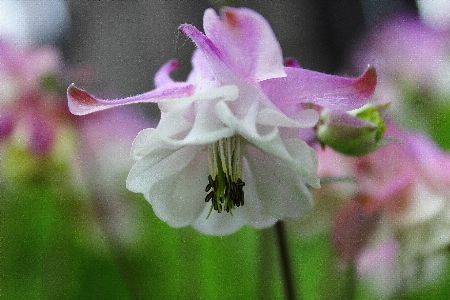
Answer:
[68,7,376,235]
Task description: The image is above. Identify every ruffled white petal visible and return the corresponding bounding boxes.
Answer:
[159,85,239,146]
[216,100,319,187]
[256,107,319,128]
[130,112,191,160]
[158,85,238,112]
[146,150,208,227]
[244,144,314,219]
[126,145,202,194]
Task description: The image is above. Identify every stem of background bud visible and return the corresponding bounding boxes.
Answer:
[275,221,298,300]
[343,259,356,300]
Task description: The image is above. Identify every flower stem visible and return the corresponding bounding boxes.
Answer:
[343,259,357,300]
[275,221,298,300]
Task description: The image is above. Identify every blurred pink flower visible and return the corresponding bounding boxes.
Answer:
[75,107,156,193]
[325,122,450,294]
[73,107,156,244]
[68,7,376,235]
[0,39,69,155]
[351,14,450,135]
[353,15,449,89]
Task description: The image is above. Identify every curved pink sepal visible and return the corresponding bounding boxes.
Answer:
[154,59,180,88]
[178,23,231,81]
[67,83,195,115]
[203,7,286,82]
[260,66,377,111]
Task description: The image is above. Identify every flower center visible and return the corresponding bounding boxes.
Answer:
[205,135,245,218]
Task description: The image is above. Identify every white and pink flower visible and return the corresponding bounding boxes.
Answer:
[68,7,376,235]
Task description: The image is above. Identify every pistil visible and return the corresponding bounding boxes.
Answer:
[205,135,245,218]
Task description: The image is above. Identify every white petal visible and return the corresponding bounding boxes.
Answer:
[126,145,201,194]
[192,205,246,235]
[239,160,278,228]
[163,127,233,146]
[158,85,239,112]
[284,138,320,188]
[146,150,209,227]
[216,100,279,143]
[256,108,319,128]
[155,85,239,146]
[244,144,314,219]
[130,128,165,160]
[130,111,192,159]
[163,99,234,146]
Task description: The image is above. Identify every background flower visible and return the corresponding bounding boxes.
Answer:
[350,14,450,149]
[0,39,70,157]
[324,123,450,297]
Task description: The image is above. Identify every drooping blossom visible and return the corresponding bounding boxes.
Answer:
[68,7,377,235]
[326,122,450,296]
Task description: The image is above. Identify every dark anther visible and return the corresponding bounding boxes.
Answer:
[204,175,245,216]
[205,192,214,202]
[205,175,215,192]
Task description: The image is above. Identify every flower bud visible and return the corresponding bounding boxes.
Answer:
[317,104,388,156]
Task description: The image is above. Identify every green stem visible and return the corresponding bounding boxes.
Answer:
[343,259,357,300]
[275,221,298,300]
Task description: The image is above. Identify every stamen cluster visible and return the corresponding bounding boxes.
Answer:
[205,136,245,217]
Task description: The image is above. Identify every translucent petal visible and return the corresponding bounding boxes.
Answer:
[244,144,314,219]
[192,205,246,236]
[145,151,208,227]
[126,145,201,194]
[256,108,319,128]
[284,138,320,188]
